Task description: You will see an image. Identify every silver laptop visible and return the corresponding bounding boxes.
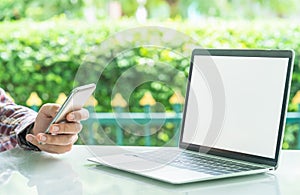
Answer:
[88,49,294,184]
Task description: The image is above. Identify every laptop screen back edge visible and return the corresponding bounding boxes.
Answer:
[179,49,294,167]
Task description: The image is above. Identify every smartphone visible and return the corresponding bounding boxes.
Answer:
[45,83,96,133]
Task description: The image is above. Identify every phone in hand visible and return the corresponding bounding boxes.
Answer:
[45,83,96,133]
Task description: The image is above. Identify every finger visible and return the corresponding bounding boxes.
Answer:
[39,103,61,118]
[36,133,78,146]
[26,134,41,149]
[66,108,89,122]
[49,122,82,134]
[26,134,73,154]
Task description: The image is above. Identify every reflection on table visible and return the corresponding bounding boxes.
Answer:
[0,146,299,195]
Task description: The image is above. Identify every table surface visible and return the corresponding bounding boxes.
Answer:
[0,145,299,195]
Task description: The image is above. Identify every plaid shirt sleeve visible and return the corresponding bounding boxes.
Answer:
[0,88,40,152]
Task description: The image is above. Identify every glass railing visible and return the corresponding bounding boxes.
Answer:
[80,111,300,149]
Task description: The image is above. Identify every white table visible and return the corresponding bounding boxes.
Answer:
[0,145,299,195]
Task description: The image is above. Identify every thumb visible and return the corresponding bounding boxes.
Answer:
[39,103,61,118]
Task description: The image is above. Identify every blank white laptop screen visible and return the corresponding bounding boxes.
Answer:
[182,55,289,159]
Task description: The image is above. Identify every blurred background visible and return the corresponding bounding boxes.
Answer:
[1,0,300,21]
[1,0,300,149]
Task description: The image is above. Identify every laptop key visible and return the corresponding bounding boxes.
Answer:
[136,150,262,175]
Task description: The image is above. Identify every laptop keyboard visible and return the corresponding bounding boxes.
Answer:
[136,150,263,176]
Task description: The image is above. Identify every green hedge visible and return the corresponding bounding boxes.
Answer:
[1,19,300,109]
[1,19,300,148]
[0,0,84,21]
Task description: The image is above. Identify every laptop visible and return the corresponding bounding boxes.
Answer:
[88,49,294,184]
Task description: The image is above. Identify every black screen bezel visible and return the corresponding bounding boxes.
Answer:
[179,49,294,167]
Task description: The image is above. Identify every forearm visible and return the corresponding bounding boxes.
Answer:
[0,88,38,151]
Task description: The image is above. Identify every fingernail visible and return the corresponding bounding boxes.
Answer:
[68,113,75,120]
[52,125,59,132]
[26,135,33,142]
[40,135,47,142]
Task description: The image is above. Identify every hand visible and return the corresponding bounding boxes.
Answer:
[25,103,89,154]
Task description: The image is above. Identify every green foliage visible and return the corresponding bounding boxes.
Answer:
[1,19,300,148]
[1,0,300,22]
[147,0,300,19]
[283,124,299,149]
[0,0,83,21]
[0,19,121,104]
